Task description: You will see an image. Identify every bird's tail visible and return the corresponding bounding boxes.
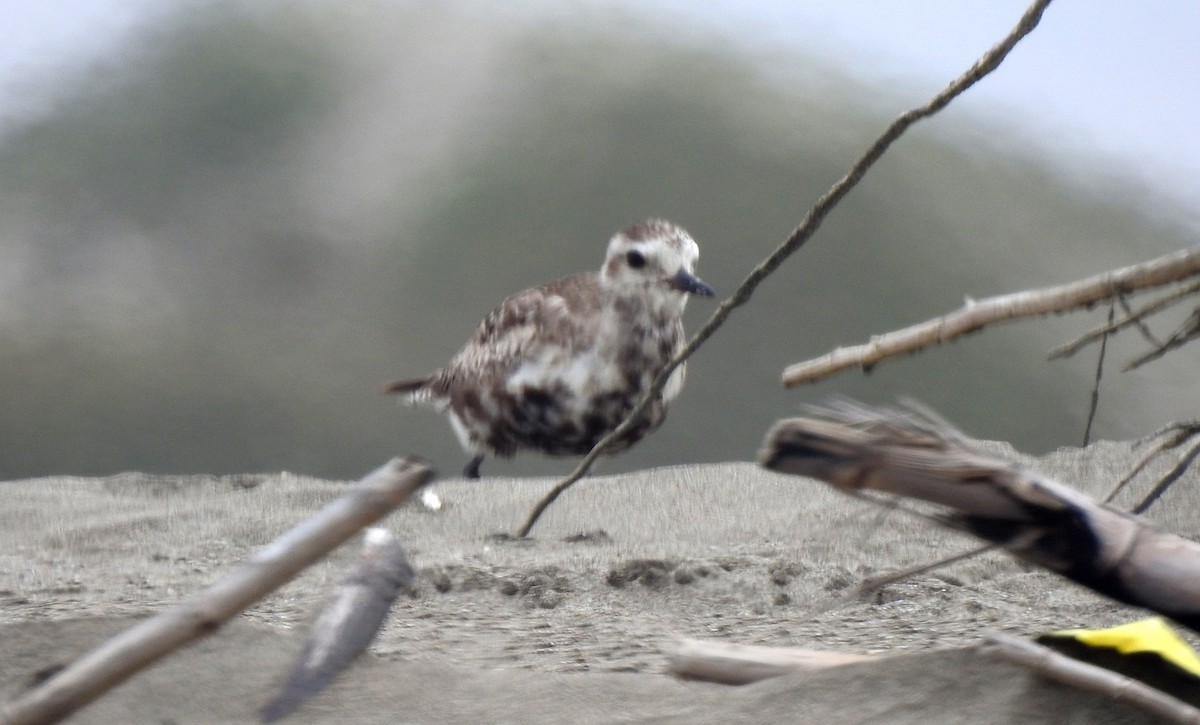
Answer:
[380,376,443,407]
[379,377,430,396]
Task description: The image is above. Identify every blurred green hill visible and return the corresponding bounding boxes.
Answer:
[1,2,1195,480]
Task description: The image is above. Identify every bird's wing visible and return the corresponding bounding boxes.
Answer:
[433,274,600,391]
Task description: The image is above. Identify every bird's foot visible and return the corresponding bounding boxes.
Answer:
[463,455,484,480]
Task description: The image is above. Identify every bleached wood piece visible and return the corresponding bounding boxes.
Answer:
[669,638,875,685]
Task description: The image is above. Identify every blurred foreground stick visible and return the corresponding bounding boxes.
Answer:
[669,639,874,685]
[0,458,433,725]
[758,402,1200,634]
[261,527,415,723]
[983,633,1200,724]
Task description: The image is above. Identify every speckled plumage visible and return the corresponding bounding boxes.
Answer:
[382,219,714,478]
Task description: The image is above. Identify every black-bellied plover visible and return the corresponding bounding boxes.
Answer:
[382,219,715,479]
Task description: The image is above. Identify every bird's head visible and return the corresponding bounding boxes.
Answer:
[601,220,715,306]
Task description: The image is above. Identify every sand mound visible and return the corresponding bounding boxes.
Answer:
[2,439,1194,723]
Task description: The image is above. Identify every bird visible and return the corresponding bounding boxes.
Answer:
[381,219,715,479]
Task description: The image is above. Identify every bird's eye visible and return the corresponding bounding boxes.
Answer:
[625,250,646,269]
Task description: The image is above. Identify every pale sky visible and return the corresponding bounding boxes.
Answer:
[1,0,1197,219]
[647,0,1200,219]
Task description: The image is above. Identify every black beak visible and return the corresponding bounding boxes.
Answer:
[667,268,716,297]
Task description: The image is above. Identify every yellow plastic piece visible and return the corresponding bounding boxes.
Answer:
[1055,617,1200,677]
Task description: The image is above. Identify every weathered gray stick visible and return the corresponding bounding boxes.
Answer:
[0,458,433,725]
[983,633,1200,724]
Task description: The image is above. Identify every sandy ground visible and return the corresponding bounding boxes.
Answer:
[1,438,1196,723]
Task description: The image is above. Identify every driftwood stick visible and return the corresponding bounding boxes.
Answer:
[759,402,1200,633]
[782,246,1200,386]
[0,458,433,725]
[669,639,874,685]
[848,415,1200,605]
[982,633,1200,724]
[514,0,1055,538]
[819,413,1200,615]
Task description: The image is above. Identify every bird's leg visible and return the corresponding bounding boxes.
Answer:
[463,454,484,480]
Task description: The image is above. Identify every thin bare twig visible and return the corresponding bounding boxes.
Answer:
[1139,419,1200,444]
[782,246,1200,386]
[1050,279,1200,358]
[1102,444,1171,505]
[1116,290,1166,348]
[1101,421,1200,504]
[0,459,433,725]
[1131,437,1200,515]
[1082,300,1114,446]
[983,633,1200,724]
[1123,307,1200,371]
[810,542,999,614]
[516,0,1056,537]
